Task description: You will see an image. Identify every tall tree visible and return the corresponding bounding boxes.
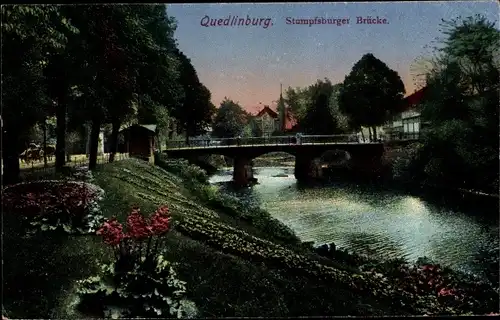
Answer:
[283,86,310,125]
[339,53,406,140]
[135,5,185,149]
[212,98,247,138]
[301,79,338,134]
[171,50,215,144]
[1,5,77,183]
[328,83,351,133]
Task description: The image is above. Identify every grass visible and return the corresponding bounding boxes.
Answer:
[3,157,497,318]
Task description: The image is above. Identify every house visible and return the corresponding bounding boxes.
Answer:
[253,106,280,136]
[251,84,298,137]
[385,86,428,140]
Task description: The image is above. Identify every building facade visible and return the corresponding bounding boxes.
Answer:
[253,106,280,136]
[385,86,428,140]
[251,84,298,137]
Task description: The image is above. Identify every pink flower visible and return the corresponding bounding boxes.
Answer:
[438,287,457,297]
[150,205,171,236]
[126,207,152,240]
[96,218,124,246]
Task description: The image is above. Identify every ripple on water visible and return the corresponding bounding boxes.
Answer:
[211,167,499,275]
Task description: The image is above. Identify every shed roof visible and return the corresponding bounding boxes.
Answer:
[120,124,157,133]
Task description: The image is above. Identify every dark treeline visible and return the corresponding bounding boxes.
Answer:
[2,4,216,183]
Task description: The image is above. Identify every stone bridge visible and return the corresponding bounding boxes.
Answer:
[164,135,389,186]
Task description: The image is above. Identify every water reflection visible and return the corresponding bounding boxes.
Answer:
[209,167,499,275]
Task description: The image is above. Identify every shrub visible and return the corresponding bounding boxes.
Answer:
[71,166,95,182]
[391,142,424,182]
[76,205,198,318]
[2,180,105,234]
[156,157,208,184]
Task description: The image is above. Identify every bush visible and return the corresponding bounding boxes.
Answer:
[76,205,198,318]
[156,157,208,184]
[391,142,425,182]
[2,180,105,234]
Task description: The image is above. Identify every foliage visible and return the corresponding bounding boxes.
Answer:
[339,53,406,139]
[212,98,248,138]
[157,157,209,184]
[76,205,198,318]
[1,5,79,182]
[171,50,216,139]
[2,4,214,179]
[2,180,105,234]
[391,143,425,182]
[283,86,311,123]
[301,79,339,134]
[284,80,354,134]
[401,15,499,193]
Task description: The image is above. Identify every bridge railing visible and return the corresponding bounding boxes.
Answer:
[165,134,361,149]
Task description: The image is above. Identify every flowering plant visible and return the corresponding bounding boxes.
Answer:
[2,180,105,234]
[77,205,197,318]
[96,205,172,269]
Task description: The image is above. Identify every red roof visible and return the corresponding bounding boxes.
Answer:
[403,86,428,110]
[255,106,278,118]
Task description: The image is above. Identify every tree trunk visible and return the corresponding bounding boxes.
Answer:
[360,129,365,142]
[3,128,21,185]
[55,102,67,171]
[185,128,190,146]
[372,126,378,141]
[109,120,120,163]
[43,119,48,167]
[368,127,372,141]
[85,122,91,158]
[88,117,101,170]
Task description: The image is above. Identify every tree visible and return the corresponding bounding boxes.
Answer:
[212,98,247,138]
[328,83,351,133]
[171,50,215,144]
[301,79,338,134]
[134,5,185,149]
[403,15,499,193]
[283,86,310,124]
[1,5,77,183]
[339,53,406,140]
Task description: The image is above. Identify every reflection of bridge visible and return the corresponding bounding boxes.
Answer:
[165,135,396,186]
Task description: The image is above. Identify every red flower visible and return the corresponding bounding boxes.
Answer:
[438,287,457,297]
[150,205,171,236]
[97,218,124,246]
[126,207,152,240]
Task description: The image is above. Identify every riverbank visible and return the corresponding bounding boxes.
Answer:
[2,158,499,318]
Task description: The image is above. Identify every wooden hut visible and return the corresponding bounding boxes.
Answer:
[119,124,157,164]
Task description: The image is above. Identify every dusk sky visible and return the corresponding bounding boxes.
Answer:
[167,2,498,114]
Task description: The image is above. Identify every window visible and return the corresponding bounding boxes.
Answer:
[414,122,420,133]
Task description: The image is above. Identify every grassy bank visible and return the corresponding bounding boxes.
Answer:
[3,158,498,318]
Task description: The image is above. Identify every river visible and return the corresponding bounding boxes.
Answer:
[209,166,499,279]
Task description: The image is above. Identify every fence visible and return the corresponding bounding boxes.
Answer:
[165,134,367,149]
[17,152,130,181]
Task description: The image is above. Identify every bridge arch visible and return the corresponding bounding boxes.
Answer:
[318,149,352,166]
[251,151,296,163]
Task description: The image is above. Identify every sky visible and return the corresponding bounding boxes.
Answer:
[167,1,498,114]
